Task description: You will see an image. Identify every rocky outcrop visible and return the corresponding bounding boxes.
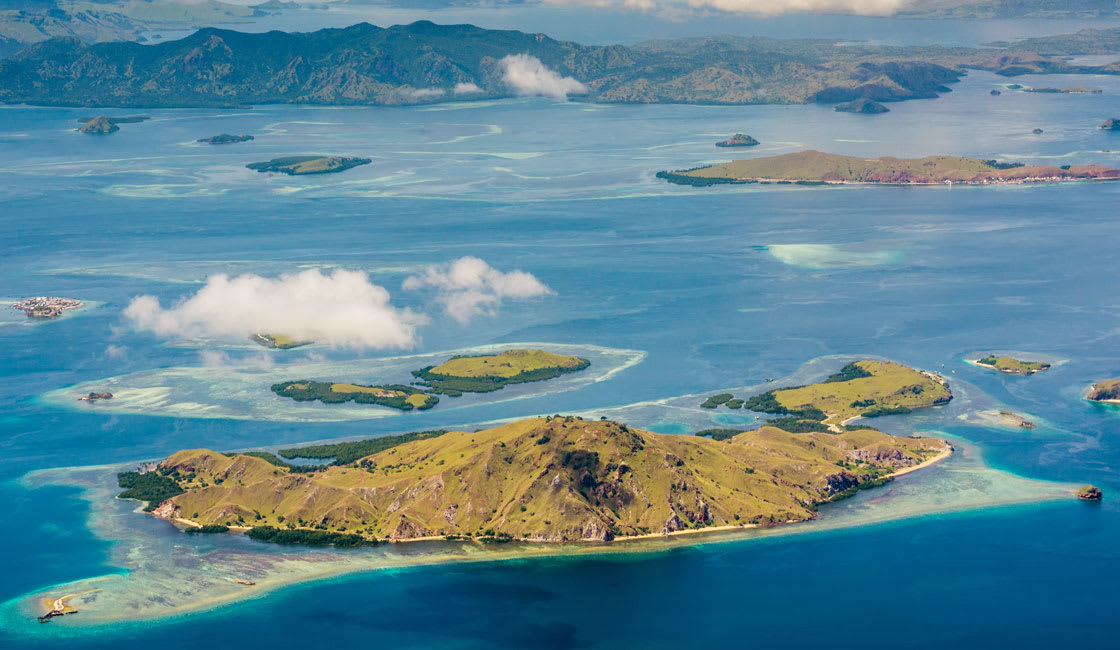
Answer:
[1101,118,1120,131]
[78,116,118,134]
[1088,380,1120,402]
[1078,485,1103,501]
[661,512,685,534]
[580,518,615,541]
[822,471,860,494]
[716,134,759,148]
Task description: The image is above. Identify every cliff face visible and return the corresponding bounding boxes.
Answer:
[153,417,947,542]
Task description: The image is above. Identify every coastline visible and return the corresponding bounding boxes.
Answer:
[10,438,1075,632]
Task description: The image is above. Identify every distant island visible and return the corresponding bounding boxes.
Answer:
[119,415,951,544]
[1079,485,1103,501]
[76,115,149,134]
[1023,86,1102,94]
[3,22,1120,108]
[702,360,952,431]
[250,333,310,349]
[247,156,371,176]
[835,98,889,114]
[11,296,82,318]
[78,392,113,402]
[271,381,439,411]
[716,134,759,148]
[973,355,1051,375]
[1102,119,1120,130]
[412,349,590,396]
[1087,379,1120,403]
[198,134,254,145]
[657,150,1120,186]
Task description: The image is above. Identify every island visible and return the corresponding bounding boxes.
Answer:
[834,98,889,114]
[703,360,952,430]
[1101,119,1120,130]
[1086,379,1120,403]
[11,296,82,318]
[250,333,311,349]
[198,134,254,145]
[1033,128,1044,134]
[78,392,113,402]
[974,355,1051,375]
[1023,86,1102,94]
[992,410,1036,429]
[246,156,372,176]
[118,415,951,544]
[716,134,759,148]
[271,381,438,411]
[412,349,590,396]
[77,116,118,134]
[657,150,1120,187]
[1078,485,1103,501]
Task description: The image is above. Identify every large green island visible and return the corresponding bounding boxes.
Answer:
[120,414,950,544]
[413,349,591,396]
[659,151,1120,187]
[271,381,439,411]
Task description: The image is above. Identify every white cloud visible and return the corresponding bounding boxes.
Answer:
[403,256,554,324]
[124,269,425,350]
[407,87,446,100]
[105,344,128,359]
[454,82,483,95]
[500,54,588,99]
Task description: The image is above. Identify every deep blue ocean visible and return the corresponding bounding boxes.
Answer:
[3,24,1120,646]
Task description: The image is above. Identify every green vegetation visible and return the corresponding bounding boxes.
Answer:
[198,134,254,145]
[251,333,311,349]
[716,134,760,147]
[185,524,230,534]
[660,150,1120,186]
[975,355,1051,375]
[834,98,889,113]
[247,156,371,176]
[245,526,379,548]
[700,393,735,409]
[763,417,833,433]
[694,428,745,441]
[278,430,450,465]
[271,380,438,411]
[117,470,185,511]
[412,349,590,396]
[148,416,949,542]
[742,360,951,427]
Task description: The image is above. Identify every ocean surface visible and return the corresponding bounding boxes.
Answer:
[2,36,1120,647]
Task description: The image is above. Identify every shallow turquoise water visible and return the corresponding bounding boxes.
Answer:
[2,64,1120,647]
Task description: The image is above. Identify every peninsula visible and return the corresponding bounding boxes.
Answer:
[412,349,590,396]
[122,415,951,543]
[247,156,371,176]
[271,381,438,411]
[11,296,82,318]
[703,360,952,430]
[974,355,1051,375]
[658,150,1120,186]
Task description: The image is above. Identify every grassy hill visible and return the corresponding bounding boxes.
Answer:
[143,416,949,543]
[661,150,1120,186]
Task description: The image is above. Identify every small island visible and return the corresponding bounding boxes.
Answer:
[412,349,590,396]
[716,134,759,148]
[1101,118,1120,130]
[974,355,1051,375]
[1078,485,1103,501]
[76,115,149,134]
[704,360,952,431]
[79,392,113,402]
[250,333,311,349]
[246,156,372,175]
[1086,379,1120,403]
[657,150,1120,186]
[834,98,889,114]
[1023,86,1101,94]
[198,134,254,145]
[120,415,950,544]
[271,381,439,411]
[11,296,83,318]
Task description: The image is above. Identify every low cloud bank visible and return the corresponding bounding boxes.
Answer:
[541,0,911,15]
[500,54,588,99]
[403,256,554,324]
[124,269,425,349]
[454,82,483,95]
